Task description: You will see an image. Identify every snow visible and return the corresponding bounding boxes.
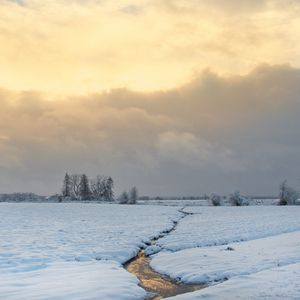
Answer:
[1,203,300,299]
[150,206,300,299]
[151,231,300,283]
[157,206,300,251]
[0,261,145,300]
[166,263,300,299]
[0,203,180,300]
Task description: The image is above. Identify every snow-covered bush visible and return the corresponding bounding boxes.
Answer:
[229,191,249,206]
[279,180,299,205]
[117,187,139,204]
[210,193,222,206]
[128,187,138,204]
[117,191,129,204]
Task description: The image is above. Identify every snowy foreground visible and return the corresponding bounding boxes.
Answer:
[153,206,300,299]
[1,203,300,299]
[0,203,180,299]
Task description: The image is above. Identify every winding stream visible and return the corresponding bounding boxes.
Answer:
[125,208,205,299]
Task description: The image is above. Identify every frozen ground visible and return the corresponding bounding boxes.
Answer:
[157,206,300,251]
[166,262,300,299]
[152,231,300,283]
[150,206,300,299]
[1,203,300,299]
[0,203,180,300]
[0,260,145,300]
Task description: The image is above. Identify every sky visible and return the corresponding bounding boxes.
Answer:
[0,0,300,196]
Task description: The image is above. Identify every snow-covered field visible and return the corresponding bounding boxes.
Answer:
[166,262,300,300]
[157,206,300,251]
[0,203,180,299]
[1,203,300,299]
[151,206,300,299]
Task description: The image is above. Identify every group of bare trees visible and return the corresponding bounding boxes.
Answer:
[62,173,114,201]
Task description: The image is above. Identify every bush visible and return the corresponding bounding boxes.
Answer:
[118,187,139,205]
[117,191,129,204]
[279,180,299,205]
[210,193,221,206]
[128,187,138,204]
[229,191,249,206]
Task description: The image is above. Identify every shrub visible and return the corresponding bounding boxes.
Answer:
[210,193,222,206]
[279,180,299,205]
[229,191,249,206]
[118,191,129,204]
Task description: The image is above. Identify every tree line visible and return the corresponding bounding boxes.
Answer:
[62,173,114,201]
[61,173,139,204]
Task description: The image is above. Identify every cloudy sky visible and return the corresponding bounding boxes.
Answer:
[1,0,300,196]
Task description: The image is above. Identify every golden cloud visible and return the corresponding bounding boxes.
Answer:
[0,0,299,94]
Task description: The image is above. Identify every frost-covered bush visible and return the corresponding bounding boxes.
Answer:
[279,180,299,205]
[229,191,249,206]
[128,187,138,204]
[210,193,222,206]
[117,187,139,204]
[117,191,129,204]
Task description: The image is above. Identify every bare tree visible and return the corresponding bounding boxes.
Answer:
[70,174,82,199]
[90,175,104,200]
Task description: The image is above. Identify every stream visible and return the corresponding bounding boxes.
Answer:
[125,208,205,299]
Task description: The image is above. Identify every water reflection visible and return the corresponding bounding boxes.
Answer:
[125,250,204,299]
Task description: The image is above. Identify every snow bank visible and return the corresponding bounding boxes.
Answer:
[166,262,300,299]
[0,260,146,300]
[158,206,300,251]
[152,231,300,284]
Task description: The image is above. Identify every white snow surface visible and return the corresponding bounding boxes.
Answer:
[157,206,300,251]
[2,203,300,299]
[0,260,145,300]
[151,206,300,299]
[0,203,180,300]
[151,231,300,283]
[166,262,300,299]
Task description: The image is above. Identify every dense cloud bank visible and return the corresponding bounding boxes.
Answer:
[0,64,300,195]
